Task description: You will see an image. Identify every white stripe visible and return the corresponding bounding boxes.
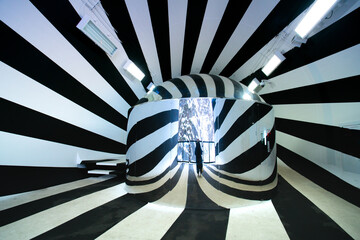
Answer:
[277,159,360,240]
[220,76,235,98]
[276,131,360,188]
[260,44,360,95]
[161,81,183,99]
[194,165,260,208]
[191,0,229,73]
[125,0,163,85]
[168,0,187,78]
[226,201,289,240]
[97,164,188,240]
[127,99,179,133]
[217,108,274,165]
[216,146,277,182]
[128,122,178,161]
[126,163,181,194]
[180,75,200,97]
[0,0,131,117]
[203,166,277,192]
[0,176,113,211]
[273,102,360,127]
[216,100,253,140]
[211,0,280,74]
[0,62,126,144]
[199,73,217,97]
[0,183,127,240]
[0,132,123,167]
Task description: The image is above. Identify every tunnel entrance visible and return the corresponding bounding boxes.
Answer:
[177,98,215,163]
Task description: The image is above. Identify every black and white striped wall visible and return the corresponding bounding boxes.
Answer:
[126,74,276,202]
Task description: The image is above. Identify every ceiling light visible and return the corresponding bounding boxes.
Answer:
[295,0,338,38]
[261,51,285,76]
[147,82,155,91]
[248,78,260,93]
[123,60,145,81]
[77,15,118,56]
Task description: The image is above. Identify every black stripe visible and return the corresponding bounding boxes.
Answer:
[181,0,208,75]
[217,125,275,174]
[261,75,360,104]
[33,194,146,240]
[220,0,313,77]
[200,0,251,73]
[206,163,277,186]
[30,0,141,105]
[188,74,208,97]
[153,85,173,99]
[209,74,225,97]
[171,78,191,97]
[216,103,272,153]
[214,100,236,132]
[276,117,360,158]
[0,98,126,154]
[127,109,178,148]
[0,166,86,197]
[0,177,122,226]
[186,166,224,210]
[202,167,276,200]
[277,144,360,208]
[126,156,177,186]
[270,9,360,78]
[148,0,171,81]
[230,78,244,99]
[162,166,229,240]
[272,175,352,240]
[0,22,128,130]
[133,162,184,203]
[128,134,178,177]
[101,0,152,90]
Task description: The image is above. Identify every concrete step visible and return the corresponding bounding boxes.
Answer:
[96,159,126,166]
[87,169,115,175]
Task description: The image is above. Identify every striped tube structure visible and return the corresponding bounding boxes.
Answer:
[126,74,276,206]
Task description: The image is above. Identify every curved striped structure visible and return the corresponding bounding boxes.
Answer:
[126,74,276,207]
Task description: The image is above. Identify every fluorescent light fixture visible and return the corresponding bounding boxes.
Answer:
[77,15,118,56]
[261,51,285,76]
[147,82,155,91]
[295,0,338,38]
[123,60,145,81]
[248,78,260,93]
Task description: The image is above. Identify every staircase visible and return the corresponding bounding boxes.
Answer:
[80,156,127,178]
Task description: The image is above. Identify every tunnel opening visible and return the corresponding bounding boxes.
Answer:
[177,98,215,163]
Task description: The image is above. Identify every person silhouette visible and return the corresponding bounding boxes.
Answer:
[195,141,203,177]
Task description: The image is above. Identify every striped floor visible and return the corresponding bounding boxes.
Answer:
[0,160,359,240]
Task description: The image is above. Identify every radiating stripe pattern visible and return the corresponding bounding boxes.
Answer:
[1,161,359,239]
[127,74,277,201]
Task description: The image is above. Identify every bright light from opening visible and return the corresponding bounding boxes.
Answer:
[261,52,285,76]
[295,0,338,38]
[248,78,260,93]
[123,60,145,81]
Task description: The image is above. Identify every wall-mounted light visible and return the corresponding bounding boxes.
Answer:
[147,82,155,91]
[123,60,145,81]
[77,15,118,56]
[295,0,338,38]
[248,78,260,93]
[261,51,285,76]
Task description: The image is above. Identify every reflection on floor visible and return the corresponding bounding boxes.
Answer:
[0,160,359,240]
